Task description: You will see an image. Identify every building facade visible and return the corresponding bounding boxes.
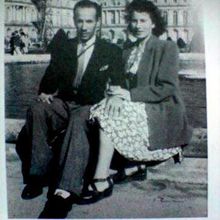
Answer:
[5,0,196,45]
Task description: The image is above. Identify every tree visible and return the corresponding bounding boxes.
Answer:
[31,0,53,48]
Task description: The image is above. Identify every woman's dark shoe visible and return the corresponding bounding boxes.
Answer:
[21,184,43,200]
[112,165,147,184]
[79,176,113,205]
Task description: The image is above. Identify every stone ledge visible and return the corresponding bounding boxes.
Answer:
[6,142,207,185]
[148,157,207,185]
[4,54,51,64]
[183,127,207,158]
[179,53,205,61]
[5,118,207,158]
[4,53,204,64]
[5,119,25,143]
[179,69,205,79]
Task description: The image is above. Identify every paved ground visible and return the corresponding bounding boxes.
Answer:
[6,144,207,219]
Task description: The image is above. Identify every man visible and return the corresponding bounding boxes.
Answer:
[16,0,124,218]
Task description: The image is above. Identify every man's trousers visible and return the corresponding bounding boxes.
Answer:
[16,98,91,194]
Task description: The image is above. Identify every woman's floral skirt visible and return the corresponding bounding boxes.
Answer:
[90,98,182,162]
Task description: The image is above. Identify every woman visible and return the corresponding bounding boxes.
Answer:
[81,0,192,204]
[20,32,29,54]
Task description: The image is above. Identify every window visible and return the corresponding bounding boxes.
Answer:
[102,11,107,24]
[183,11,188,25]
[6,7,10,22]
[173,11,178,25]
[109,11,116,24]
[57,11,60,27]
[31,9,35,21]
[163,11,168,25]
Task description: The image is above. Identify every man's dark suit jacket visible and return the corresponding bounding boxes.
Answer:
[39,36,125,105]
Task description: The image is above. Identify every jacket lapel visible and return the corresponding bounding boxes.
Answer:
[80,39,103,82]
[136,35,158,86]
[64,39,78,82]
[70,39,78,70]
[84,41,100,74]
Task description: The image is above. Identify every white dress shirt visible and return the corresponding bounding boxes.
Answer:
[77,36,96,74]
[125,35,151,75]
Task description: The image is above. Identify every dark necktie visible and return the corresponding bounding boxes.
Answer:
[73,44,86,88]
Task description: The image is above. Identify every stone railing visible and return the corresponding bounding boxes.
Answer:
[5,53,205,64]
[5,53,206,78]
[179,53,205,61]
[5,54,51,64]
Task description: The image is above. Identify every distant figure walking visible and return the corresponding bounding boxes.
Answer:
[20,32,29,54]
[9,32,15,55]
[177,37,187,52]
[9,31,22,55]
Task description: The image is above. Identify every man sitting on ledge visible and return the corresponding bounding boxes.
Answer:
[16,0,125,218]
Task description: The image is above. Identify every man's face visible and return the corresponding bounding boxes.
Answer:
[74,7,99,42]
[129,11,155,39]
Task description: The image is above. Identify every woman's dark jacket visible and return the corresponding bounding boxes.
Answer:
[123,35,192,150]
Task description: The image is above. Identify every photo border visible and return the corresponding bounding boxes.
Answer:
[1,0,220,219]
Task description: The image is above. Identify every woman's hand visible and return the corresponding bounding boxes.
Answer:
[107,86,131,101]
[104,96,123,118]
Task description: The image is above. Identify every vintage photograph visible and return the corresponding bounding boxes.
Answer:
[4,0,208,219]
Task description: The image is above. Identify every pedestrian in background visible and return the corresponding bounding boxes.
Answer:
[20,32,29,54]
[9,31,22,55]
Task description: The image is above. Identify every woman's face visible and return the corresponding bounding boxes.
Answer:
[129,11,155,39]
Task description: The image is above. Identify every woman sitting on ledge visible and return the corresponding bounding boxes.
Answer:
[81,0,192,204]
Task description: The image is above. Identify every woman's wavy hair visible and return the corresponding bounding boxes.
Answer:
[125,0,166,37]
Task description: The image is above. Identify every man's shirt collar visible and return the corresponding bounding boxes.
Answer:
[78,35,96,48]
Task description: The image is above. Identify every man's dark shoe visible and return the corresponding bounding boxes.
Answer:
[38,194,74,219]
[112,165,147,184]
[21,184,43,200]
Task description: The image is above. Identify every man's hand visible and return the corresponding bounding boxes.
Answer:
[37,93,55,104]
[105,96,123,118]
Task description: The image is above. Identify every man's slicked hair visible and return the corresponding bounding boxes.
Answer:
[73,0,102,20]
